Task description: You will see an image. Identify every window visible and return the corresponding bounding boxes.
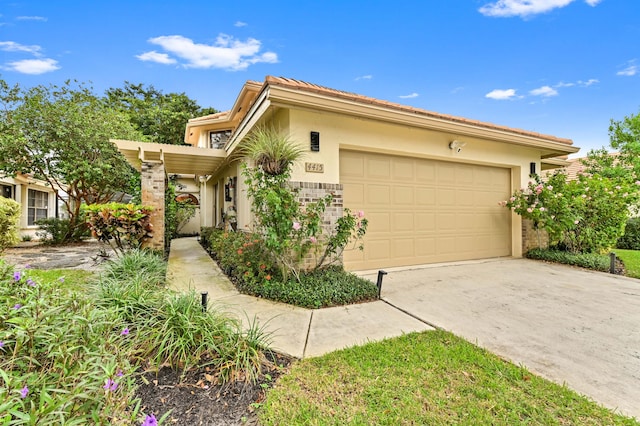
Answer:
[209,130,231,149]
[1,184,13,199]
[28,189,48,226]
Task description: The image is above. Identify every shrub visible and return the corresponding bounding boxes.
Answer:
[617,217,640,250]
[84,203,153,254]
[95,249,269,377]
[0,260,142,424]
[239,266,379,309]
[525,248,612,272]
[0,196,20,252]
[35,217,90,244]
[503,171,639,253]
[203,228,378,308]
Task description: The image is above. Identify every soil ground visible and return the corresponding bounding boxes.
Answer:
[135,352,292,425]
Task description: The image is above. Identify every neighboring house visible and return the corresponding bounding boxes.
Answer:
[113,76,578,271]
[0,174,60,240]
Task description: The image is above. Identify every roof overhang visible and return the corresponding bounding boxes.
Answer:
[112,139,227,175]
[541,157,572,170]
[256,78,580,159]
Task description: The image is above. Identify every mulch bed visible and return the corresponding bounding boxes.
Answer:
[135,351,293,425]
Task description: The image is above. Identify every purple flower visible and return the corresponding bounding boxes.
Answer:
[13,271,21,282]
[141,414,158,426]
[0,341,4,348]
[121,328,129,336]
[58,277,65,283]
[103,378,118,392]
[24,264,31,269]
[13,304,22,310]
[20,385,28,399]
[27,279,36,287]
[116,369,123,377]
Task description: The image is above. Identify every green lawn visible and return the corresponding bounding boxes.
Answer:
[260,331,638,426]
[614,249,640,279]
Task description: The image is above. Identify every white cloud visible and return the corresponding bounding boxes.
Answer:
[399,92,419,99]
[530,85,558,97]
[136,50,177,64]
[451,86,465,94]
[16,16,47,22]
[555,81,575,88]
[479,0,600,18]
[141,34,278,71]
[0,41,42,55]
[355,74,373,81]
[4,58,59,74]
[485,88,518,100]
[617,61,638,76]
[578,78,599,86]
[234,21,248,27]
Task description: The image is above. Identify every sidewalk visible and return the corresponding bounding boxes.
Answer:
[167,237,433,358]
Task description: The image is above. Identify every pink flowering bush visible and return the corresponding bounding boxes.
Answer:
[242,162,368,281]
[503,169,640,253]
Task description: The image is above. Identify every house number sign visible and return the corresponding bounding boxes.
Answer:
[305,162,324,173]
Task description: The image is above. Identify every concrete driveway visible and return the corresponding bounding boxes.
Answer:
[363,258,640,419]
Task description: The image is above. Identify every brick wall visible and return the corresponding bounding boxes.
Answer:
[141,161,165,251]
[289,181,343,269]
[522,219,549,253]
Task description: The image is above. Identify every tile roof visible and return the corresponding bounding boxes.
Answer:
[264,76,573,145]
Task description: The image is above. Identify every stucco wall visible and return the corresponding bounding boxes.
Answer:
[280,107,545,258]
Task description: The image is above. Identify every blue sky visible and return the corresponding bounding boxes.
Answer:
[1,0,638,155]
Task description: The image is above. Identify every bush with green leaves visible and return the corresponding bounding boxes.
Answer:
[525,248,612,272]
[0,196,20,252]
[94,249,270,378]
[617,217,640,250]
[84,203,153,254]
[35,217,90,244]
[202,228,378,308]
[0,261,142,424]
[1,249,272,424]
[242,162,368,281]
[503,171,640,253]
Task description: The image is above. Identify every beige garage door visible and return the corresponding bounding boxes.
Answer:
[340,150,512,270]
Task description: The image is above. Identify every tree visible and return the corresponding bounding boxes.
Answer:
[0,78,145,240]
[105,82,217,145]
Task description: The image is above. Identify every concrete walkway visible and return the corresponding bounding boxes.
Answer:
[167,237,433,359]
[168,237,640,420]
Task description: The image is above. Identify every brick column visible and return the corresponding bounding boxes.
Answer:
[141,161,165,250]
[522,219,549,253]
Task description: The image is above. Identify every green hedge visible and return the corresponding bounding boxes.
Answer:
[201,227,378,309]
[525,248,612,272]
[617,217,640,250]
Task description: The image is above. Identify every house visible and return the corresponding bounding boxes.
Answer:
[0,174,60,240]
[113,76,578,271]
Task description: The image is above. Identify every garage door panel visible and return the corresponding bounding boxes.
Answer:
[393,213,415,231]
[367,158,391,179]
[340,152,365,177]
[367,240,391,260]
[393,186,415,205]
[368,212,391,232]
[392,158,415,180]
[416,161,436,182]
[392,238,415,258]
[437,189,456,206]
[416,188,436,205]
[343,183,365,204]
[367,185,391,204]
[341,150,511,270]
[416,213,436,231]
